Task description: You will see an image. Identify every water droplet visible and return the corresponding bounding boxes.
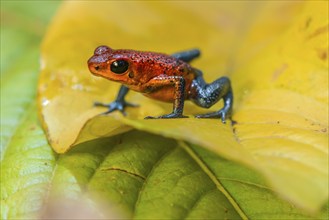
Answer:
[71,84,84,91]
[42,98,50,106]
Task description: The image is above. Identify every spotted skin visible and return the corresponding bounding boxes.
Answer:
[88,46,233,123]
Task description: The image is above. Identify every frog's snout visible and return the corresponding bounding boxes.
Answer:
[88,56,104,76]
[88,45,113,76]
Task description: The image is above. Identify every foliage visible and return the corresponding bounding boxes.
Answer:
[1,1,328,219]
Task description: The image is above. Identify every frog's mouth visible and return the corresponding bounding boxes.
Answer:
[88,65,101,77]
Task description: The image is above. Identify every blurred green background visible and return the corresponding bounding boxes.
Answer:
[1,1,60,154]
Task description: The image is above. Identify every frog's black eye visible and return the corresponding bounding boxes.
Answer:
[110,60,129,74]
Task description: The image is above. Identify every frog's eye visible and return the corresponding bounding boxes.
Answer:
[110,60,129,74]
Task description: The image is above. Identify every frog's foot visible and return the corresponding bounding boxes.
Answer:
[145,112,188,119]
[195,107,232,124]
[94,101,138,116]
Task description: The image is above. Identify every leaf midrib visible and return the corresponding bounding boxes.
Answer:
[180,141,249,220]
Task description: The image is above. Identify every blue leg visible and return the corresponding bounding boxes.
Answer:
[171,49,200,63]
[94,85,138,116]
[190,75,233,123]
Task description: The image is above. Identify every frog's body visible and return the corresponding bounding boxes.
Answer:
[88,46,233,123]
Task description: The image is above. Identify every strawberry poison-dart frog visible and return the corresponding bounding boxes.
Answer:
[88,46,233,123]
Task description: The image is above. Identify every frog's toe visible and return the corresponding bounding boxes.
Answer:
[159,113,188,119]
[220,111,227,124]
[94,100,138,116]
[101,108,117,115]
[125,102,139,107]
[144,116,156,119]
[145,113,188,119]
[100,108,127,116]
[195,112,221,119]
[195,108,231,123]
[94,101,110,107]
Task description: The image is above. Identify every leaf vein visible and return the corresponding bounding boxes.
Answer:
[100,167,146,180]
[133,146,176,217]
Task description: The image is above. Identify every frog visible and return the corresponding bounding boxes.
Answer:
[87,46,233,123]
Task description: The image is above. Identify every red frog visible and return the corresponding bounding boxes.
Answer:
[88,46,233,123]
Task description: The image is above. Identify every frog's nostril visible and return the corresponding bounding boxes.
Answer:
[94,65,100,71]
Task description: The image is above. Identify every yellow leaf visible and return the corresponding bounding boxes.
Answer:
[38,1,328,212]
[231,1,328,211]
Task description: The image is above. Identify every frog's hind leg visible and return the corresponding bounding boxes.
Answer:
[191,74,233,123]
[171,49,200,63]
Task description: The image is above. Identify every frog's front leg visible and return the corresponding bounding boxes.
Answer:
[144,76,188,119]
[94,85,138,115]
[190,72,233,123]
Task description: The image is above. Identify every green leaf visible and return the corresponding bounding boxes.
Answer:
[1,105,56,219]
[2,120,328,219]
[42,131,328,219]
[1,1,60,219]
[0,0,61,157]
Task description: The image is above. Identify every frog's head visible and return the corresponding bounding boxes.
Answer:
[88,45,135,85]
